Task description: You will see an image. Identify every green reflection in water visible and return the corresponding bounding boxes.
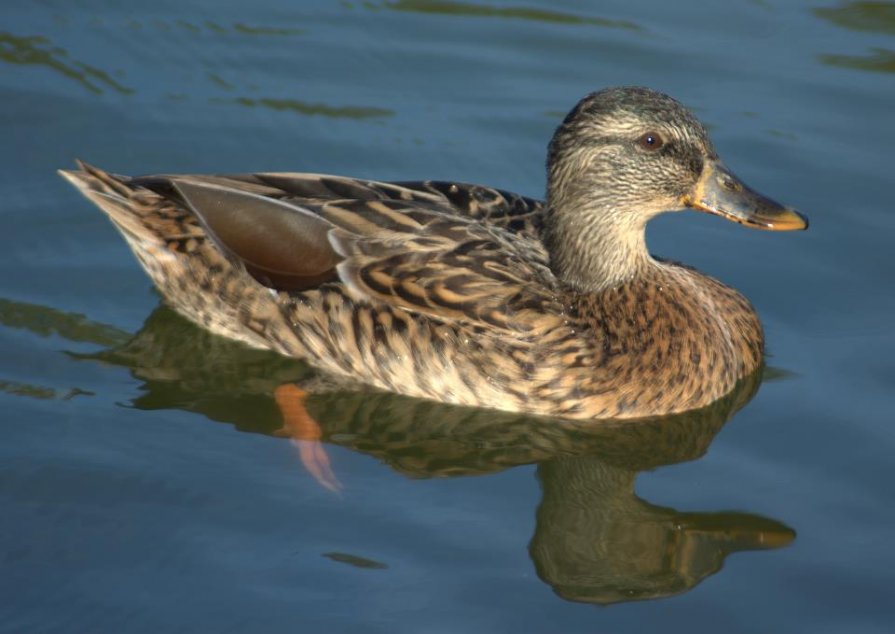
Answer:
[821,47,895,73]
[813,1,895,35]
[71,303,794,604]
[0,298,129,347]
[204,21,229,34]
[5,296,793,604]
[216,97,394,119]
[0,380,57,400]
[0,31,134,95]
[207,72,236,91]
[0,297,117,401]
[120,19,302,37]
[762,365,798,382]
[383,0,640,30]
[323,552,389,569]
[813,3,895,74]
[767,128,799,141]
[232,22,304,36]
[175,19,201,34]
[0,380,94,401]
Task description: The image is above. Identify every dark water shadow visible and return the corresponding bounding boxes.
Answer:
[813,1,895,35]
[0,31,134,95]
[211,97,395,120]
[820,48,895,73]
[813,2,895,74]
[4,299,794,605]
[378,0,642,31]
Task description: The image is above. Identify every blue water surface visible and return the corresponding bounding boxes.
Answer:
[1,1,894,632]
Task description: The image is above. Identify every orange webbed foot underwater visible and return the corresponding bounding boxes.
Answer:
[274,384,342,493]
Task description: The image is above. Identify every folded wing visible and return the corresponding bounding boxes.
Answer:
[149,174,562,335]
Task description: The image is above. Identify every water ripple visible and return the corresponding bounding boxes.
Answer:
[0,31,133,95]
[380,0,641,30]
[213,96,395,119]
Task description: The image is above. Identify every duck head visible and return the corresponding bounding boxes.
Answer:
[543,87,807,291]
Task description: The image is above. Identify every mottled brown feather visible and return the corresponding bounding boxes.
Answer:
[59,88,782,421]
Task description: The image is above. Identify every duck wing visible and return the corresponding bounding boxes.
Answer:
[147,174,562,334]
[197,172,546,238]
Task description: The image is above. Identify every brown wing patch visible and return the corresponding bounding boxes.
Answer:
[170,179,340,291]
[88,167,558,331]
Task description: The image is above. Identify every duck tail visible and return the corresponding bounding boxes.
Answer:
[58,160,145,209]
[58,160,167,248]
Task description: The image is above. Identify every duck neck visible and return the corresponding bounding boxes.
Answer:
[542,197,655,293]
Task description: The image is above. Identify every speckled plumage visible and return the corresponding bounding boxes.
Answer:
[60,87,805,420]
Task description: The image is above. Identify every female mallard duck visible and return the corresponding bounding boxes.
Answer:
[60,87,806,421]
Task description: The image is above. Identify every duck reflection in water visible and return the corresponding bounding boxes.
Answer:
[75,305,795,605]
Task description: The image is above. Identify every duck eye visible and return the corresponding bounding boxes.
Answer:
[637,132,664,151]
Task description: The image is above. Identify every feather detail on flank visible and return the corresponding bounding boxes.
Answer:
[59,87,807,420]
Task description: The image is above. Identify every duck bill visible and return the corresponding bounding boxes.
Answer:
[682,160,808,231]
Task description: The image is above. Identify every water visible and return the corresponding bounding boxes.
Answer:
[2,1,894,632]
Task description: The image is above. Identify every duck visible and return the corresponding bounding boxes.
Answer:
[59,87,807,422]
